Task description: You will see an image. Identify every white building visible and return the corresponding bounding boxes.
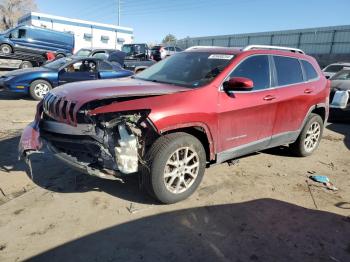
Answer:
[18,12,134,52]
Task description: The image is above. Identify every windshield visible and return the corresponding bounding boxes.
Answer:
[324,65,344,73]
[1,28,12,35]
[135,52,234,88]
[43,57,72,69]
[122,45,134,54]
[75,49,92,57]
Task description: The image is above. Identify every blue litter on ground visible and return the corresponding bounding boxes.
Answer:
[309,175,330,184]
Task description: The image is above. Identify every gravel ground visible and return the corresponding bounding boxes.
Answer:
[0,89,349,262]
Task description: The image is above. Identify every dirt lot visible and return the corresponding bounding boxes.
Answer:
[0,89,349,262]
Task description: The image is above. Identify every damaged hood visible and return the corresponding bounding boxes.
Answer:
[50,77,189,103]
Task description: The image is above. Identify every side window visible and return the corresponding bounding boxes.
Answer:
[230,55,270,90]
[301,60,318,80]
[18,29,27,39]
[99,61,113,71]
[274,56,303,86]
[175,47,182,52]
[92,51,108,59]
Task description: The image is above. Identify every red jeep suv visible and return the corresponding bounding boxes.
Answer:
[19,45,330,204]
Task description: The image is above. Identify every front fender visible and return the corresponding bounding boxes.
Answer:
[159,122,216,160]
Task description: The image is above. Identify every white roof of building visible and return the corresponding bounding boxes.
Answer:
[20,12,133,32]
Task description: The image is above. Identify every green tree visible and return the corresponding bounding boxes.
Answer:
[0,0,37,31]
[162,34,177,44]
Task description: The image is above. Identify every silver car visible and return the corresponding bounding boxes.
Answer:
[329,69,350,118]
[323,62,350,79]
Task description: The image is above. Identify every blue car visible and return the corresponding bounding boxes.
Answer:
[0,57,134,100]
[0,25,74,57]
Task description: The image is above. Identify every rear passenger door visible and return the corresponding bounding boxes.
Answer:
[217,55,278,160]
[271,56,318,144]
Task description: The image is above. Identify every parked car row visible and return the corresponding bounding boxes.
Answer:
[18,45,330,204]
[0,57,133,100]
[150,45,182,61]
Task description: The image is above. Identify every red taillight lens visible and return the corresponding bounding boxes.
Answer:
[159,47,164,52]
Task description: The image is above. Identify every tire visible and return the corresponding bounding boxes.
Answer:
[0,44,12,54]
[290,113,324,157]
[142,132,206,204]
[55,53,65,59]
[29,80,52,101]
[19,61,33,69]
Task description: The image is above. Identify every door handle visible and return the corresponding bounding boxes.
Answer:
[304,89,313,94]
[263,95,276,101]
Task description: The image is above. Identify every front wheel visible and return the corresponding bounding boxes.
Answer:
[290,113,324,157]
[142,132,206,204]
[29,80,52,100]
[0,44,12,54]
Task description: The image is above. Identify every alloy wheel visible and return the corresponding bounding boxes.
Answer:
[304,122,321,153]
[34,83,50,99]
[1,45,10,54]
[163,147,200,194]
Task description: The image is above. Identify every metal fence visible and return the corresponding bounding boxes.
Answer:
[174,25,350,56]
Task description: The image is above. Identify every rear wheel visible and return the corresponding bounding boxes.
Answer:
[142,132,206,204]
[0,44,12,54]
[29,80,52,100]
[290,113,323,157]
[19,61,33,69]
[55,53,65,59]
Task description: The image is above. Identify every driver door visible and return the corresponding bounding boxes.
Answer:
[217,55,278,161]
[58,60,99,85]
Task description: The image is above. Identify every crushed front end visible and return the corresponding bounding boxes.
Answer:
[19,93,158,180]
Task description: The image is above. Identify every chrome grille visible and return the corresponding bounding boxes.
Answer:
[43,93,77,125]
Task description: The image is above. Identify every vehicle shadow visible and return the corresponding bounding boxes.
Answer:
[0,134,156,204]
[28,199,350,262]
[326,123,350,150]
[0,89,33,101]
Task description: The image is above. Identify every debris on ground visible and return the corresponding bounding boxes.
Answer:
[126,202,154,214]
[11,120,32,124]
[228,159,240,166]
[0,243,7,251]
[306,180,318,209]
[318,161,336,171]
[309,175,339,191]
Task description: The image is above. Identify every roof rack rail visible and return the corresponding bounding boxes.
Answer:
[243,45,305,54]
[185,46,226,50]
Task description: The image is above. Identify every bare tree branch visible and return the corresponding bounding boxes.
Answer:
[0,0,37,31]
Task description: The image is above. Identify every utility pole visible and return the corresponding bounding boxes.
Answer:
[117,0,121,26]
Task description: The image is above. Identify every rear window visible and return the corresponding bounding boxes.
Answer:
[301,60,318,80]
[99,61,113,71]
[151,46,162,50]
[274,56,304,86]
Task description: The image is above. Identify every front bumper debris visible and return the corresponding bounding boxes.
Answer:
[47,143,123,181]
[18,122,43,159]
[330,90,349,109]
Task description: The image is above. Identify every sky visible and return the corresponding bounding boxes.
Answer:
[36,0,350,43]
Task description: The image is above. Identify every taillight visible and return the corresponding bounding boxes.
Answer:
[159,47,164,52]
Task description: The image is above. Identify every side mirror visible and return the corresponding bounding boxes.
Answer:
[223,77,254,92]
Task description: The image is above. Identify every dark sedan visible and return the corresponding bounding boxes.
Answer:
[0,57,133,100]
